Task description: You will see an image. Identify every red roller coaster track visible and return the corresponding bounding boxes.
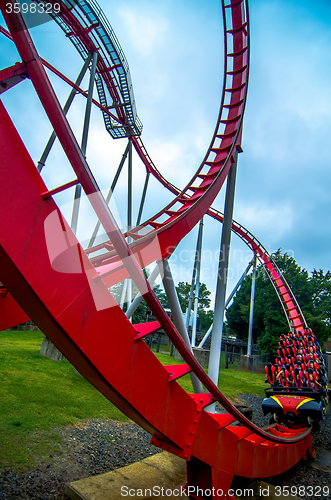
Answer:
[0,0,316,497]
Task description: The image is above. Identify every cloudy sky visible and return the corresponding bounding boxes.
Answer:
[1,0,331,308]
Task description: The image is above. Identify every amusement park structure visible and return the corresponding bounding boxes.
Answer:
[0,0,328,498]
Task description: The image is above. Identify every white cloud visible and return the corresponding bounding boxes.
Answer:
[235,202,294,243]
[117,7,168,58]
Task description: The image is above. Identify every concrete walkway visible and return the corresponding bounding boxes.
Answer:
[308,446,331,472]
[65,448,330,500]
[65,452,187,500]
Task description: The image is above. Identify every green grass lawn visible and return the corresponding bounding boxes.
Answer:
[155,351,266,399]
[0,330,265,469]
[0,330,127,468]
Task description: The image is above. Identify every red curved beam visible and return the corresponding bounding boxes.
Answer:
[0,0,315,494]
[19,0,304,334]
[0,0,309,441]
[0,97,312,460]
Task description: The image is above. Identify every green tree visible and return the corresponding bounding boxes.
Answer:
[309,270,331,325]
[131,284,169,324]
[175,281,211,313]
[175,281,213,333]
[225,250,331,356]
[111,278,213,332]
[198,309,214,332]
[110,278,168,324]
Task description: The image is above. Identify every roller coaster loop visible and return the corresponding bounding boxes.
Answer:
[0,0,327,497]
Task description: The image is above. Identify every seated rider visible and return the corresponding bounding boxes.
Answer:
[276,367,287,387]
[293,368,301,388]
[307,369,321,390]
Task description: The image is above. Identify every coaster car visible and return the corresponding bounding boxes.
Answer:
[262,388,325,424]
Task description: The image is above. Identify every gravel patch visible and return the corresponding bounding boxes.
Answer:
[0,420,161,500]
[0,397,330,500]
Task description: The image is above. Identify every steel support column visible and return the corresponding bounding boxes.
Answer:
[247,254,257,356]
[185,269,196,331]
[158,259,203,394]
[185,219,203,331]
[37,53,93,173]
[71,51,98,234]
[127,140,133,308]
[81,52,98,157]
[127,140,133,233]
[191,218,204,347]
[119,279,128,310]
[208,148,239,411]
[136,171,150,226]
[125,264,160,319]
[198,256,255,348]
[87,141,130,248]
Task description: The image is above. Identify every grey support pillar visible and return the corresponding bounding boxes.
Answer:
[136,172,150,226]
[125,264,160,319]
[71,51,98,235]
[71,185,82,235]
[247,254,257,356]
[119,279,128,310]
[37,53,93,173]
[198,256,255,348]
[185,218,204,331]
[185,272,196,332]
[208,148,240,411]
[87,142,130,248]
[127,140,133,308]
[223,257,255,311]
[81,52,98,157]
[191,218,204,347]
[127,140,133,233]
[198,322,213,349]
[158,259,204,394]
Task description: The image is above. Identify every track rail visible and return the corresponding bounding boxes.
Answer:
[44,0,249,269]
[47,0,306,334]
[0,19,310,336]
[48,0,142,138]
[0,98,313,473]
[0,0,314,494]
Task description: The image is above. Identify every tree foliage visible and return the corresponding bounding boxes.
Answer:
[175,281,211,313]
[225,250,331,355]
[110,279,168,324]
[130,284,169,324]
[111,277,213,332]
[198,309,214,333]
